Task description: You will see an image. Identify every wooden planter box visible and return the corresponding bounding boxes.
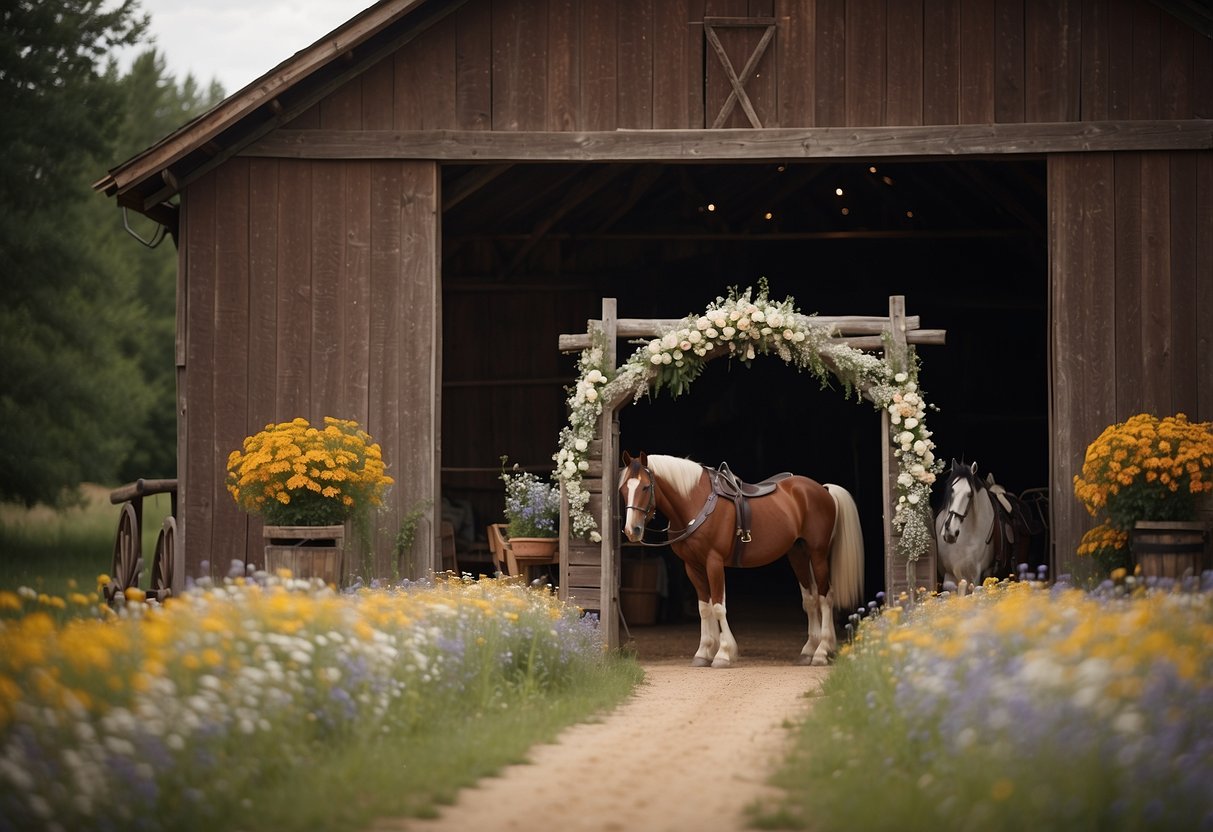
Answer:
[1131,521,1209,580]
[263,525,345,586]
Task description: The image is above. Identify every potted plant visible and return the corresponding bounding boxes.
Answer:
[226,417,394,583]
[500,457,560,557]
[1074,412,1213,578]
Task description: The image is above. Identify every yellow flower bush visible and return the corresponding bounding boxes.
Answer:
[1076,520,1131,571]
[1073,412,1213,532]
[226,417,393,526]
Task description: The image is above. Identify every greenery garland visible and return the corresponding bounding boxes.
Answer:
[553,282,942,560]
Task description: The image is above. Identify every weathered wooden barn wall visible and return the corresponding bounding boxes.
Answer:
[177,158,439,579]
[1051,149,1213,577]
[169,0,1212,582]
[287,0,1212,132]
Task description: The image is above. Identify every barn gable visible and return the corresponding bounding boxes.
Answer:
[98,0,1213,605]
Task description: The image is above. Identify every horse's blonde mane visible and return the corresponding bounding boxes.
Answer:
[645,454,704,498]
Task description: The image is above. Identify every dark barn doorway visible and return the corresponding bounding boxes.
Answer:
[441,159,1048,625]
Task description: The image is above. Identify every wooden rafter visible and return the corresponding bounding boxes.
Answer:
[703,17,777,129]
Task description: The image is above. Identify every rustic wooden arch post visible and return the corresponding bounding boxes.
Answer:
[558,296,941,649]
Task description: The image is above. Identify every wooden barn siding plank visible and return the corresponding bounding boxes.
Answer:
[1049,153,1116,577]
[814,0,846,126]
[361,58,396,130]
[993,0,1024,123]
[885,0,923,127]
[1196,31,1213,119]
[652,0,695,128]
[310,161,346,419]
[211,161,252,571]
[319,74,363,129]
[493,0,549,131]
[456,0,493,129]
[688,2,705,127]
[1168,152,1198,417]
[1139,152,1172,414]
[369,161,405,571]
[246,159,280,552]
[1198,153,1213,422]
[776,0,814,127]
[923,0,960,125]
[1130,2,1161,119]
[617,0,654,129]
[581,0,618,130]
[1106,0,1134,119]
[276,162,313,419]
[548,0,582,131]
[398,161,441,574]
[182,173,218,579]
[844,0,884,127]
[344,164,373,428]
[1114,153,1144,414]
[1025,0,1080,122]
[1080,0,1109,120]
[959,0,995,123]
[394,14,458,129]
[1159,14,1193,120]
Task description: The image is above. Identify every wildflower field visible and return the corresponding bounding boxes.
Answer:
[0,574,640,832]
[755,576,1213,832]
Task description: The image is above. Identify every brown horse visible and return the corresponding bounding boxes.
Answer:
[620,452,864,667]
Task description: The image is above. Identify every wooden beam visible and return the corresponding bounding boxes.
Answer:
[243,121,1213,162]
[557,314,934,351]
[443,163,513,211]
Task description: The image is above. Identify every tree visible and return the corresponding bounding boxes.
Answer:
[0,1,219,505]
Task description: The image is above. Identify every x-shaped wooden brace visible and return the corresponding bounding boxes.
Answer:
[704,17,776,129]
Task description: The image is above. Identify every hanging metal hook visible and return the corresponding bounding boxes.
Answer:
[122,206,167,249]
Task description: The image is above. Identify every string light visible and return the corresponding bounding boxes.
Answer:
[835,187,844,196]
[763,212,773,221]
[841,207,850,216]
[707,203,716,212]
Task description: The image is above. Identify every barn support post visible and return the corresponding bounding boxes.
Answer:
[881,295,936,601]
[598,298,621,650]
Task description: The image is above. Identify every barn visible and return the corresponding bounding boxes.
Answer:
[97,0,1213,641]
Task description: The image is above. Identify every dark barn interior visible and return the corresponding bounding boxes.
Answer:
[440,158,1047,619]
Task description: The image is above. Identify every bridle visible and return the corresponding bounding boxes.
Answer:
[942,474,996,545]
[622,463,713,547]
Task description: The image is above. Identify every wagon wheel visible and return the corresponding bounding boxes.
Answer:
[103,502,143,607]
[148,515,177,603]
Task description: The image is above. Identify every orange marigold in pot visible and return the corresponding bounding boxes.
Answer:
[1073,412,1213,532]
[226,417,393,526]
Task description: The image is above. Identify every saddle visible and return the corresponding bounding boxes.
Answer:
[985,474,1046,578]
[708,462,793,567]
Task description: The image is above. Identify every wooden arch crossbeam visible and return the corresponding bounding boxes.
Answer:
[704,17,776,129]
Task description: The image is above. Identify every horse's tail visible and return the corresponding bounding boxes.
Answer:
[825,484,864,612]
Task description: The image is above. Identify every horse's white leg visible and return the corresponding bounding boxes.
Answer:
[711,593,739,668]
[798,583,823,665]
[692,600,720,667]
[808,589,836,666]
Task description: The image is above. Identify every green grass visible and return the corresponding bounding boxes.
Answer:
[245,657,642,830]
[0,484,170,595]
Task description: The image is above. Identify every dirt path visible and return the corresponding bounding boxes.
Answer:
[370,616,827,832]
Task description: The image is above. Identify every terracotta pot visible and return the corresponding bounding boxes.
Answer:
[507,536,559,559]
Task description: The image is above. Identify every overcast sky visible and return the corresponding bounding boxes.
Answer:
[123,0,375,94]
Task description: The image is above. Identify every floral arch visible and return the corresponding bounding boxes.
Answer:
[553,282,942,564]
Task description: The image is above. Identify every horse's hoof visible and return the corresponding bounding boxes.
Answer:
[690,656,712,668]
[810,654,830,667]
[710,657,733,669]
[796,654,815,666]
